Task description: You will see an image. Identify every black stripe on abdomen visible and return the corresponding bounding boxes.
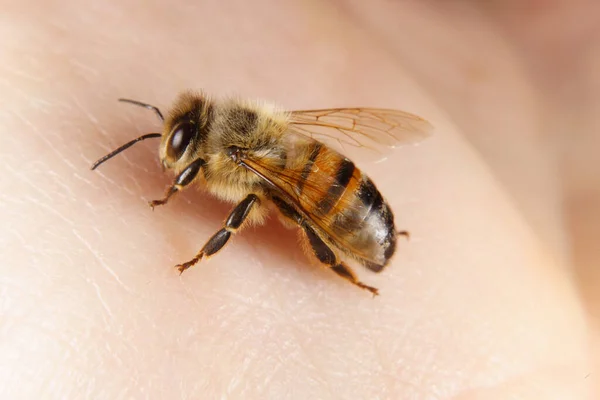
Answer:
[297,142,322,193]
[357,177,384,213]
[316,157,355,215]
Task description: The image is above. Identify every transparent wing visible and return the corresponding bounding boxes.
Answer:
[238,154,374,261]
[288,107,433,157]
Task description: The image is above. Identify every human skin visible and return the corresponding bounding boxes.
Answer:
[0,0,596,399]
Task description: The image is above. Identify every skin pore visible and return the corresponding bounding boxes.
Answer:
[0,0,596,398]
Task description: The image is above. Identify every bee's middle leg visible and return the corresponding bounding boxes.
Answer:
[176,194,260,274]
[149,158,205,209]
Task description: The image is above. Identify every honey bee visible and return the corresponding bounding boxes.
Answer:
[91,91,431,295]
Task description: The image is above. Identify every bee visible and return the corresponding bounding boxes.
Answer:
[91,91,431,295]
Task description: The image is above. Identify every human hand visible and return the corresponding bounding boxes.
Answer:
[1,1,594,398]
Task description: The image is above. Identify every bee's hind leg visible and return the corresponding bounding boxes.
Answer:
[271,195,378,296]
[303,224,379,296]
[397,230,410,239]
[330,263,379,296]
[176,194,260,274]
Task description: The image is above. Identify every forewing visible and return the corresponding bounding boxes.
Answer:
[239,154,365,250]
[288,107,433,158]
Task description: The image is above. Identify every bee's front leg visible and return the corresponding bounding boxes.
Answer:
[149,158,205,209]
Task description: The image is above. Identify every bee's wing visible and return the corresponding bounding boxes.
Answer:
[288,107,433,158]
[238,153,374,262]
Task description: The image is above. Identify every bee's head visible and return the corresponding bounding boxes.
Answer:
[160,91,212,172]
[90,92,212,173]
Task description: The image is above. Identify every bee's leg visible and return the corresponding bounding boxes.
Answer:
[176,194,260,274]
[330,263,379,297]
[271,196,378,295]
[303,224,379,296]
[397,230,410,239]
[149,158,205,209]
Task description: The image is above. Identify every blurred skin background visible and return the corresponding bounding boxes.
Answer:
[1,0,599,398]
[441,0,600,394]
[360,0,600,392]
[427,0,600,365]
[425,1,600,391]
[404,1,600,329]
[426,0,600,313]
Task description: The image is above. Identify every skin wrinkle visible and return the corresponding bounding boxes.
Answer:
[214,294,280,391]
[72,229,132,292]
[450,363,588,400]
[1,63,45,84]
[286,323,335,397]
[46,169,78,199]
[7,170,52,204]
[90,280,114,320]
[71,96,101,126]
[12,112,79,172]
[228,305,288,394]
[23,194,72,227]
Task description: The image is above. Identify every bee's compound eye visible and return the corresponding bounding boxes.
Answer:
[167,122,195,160]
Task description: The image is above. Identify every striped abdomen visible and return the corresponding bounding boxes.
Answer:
[290,142,397,270]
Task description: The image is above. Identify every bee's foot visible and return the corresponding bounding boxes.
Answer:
[359,283,379,297]
[397,230,410,240]
[148,199,167,210]
[175,254,203,275]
